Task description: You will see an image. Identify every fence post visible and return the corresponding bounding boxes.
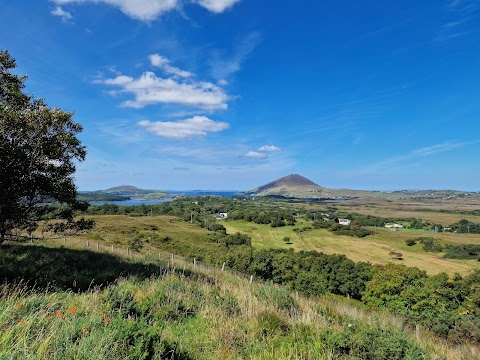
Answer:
[415,324,420,340]
[96,242,99,250]
[222,262,225,271]
[249,275,253,284]
[86,241,89,247]
[193,258,196,267]
[111,244,114,252]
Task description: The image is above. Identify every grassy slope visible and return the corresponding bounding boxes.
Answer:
[0,241,477,359]
[222,220,480,276]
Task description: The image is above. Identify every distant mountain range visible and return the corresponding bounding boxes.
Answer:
[77,185,166,201]
[102,185,157,196]
[78,176,479,202]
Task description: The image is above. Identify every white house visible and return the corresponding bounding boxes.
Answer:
[215,212,228,220]
[338,219,351,225]
[385,223,403,229]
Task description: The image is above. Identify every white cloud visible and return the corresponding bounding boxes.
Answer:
[210,32,261,80]
[195,0,241,13]
[258,145,281,152]
[52,0,240,21]
[149,54,192,78]
[51,6,73,21]
[244,151,267,158]
[138,116,229,139]
[99,71,228,110]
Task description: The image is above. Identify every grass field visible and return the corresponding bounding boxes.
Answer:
[221,220,480,276]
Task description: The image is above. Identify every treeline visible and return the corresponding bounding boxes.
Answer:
[312,220,374,238]
[333,212,425,229]
[204,245,480,343]
[82,197,299,228]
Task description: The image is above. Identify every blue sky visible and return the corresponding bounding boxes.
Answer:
[2,0,480,190]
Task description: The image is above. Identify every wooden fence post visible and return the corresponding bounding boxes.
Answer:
[221,262,226,271]
[249,275,253,284]
[193,258,196,267]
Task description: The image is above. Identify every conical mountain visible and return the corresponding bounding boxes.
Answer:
[246,174,323,197]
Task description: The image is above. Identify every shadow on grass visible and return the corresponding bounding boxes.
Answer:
[0,244,172,292]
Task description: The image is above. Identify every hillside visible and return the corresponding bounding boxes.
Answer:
[245,174,324,197]
[103,185,151,195]
[0,239,469,359]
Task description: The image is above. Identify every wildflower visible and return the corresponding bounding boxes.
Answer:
[40,308,46,313]
[134,289,147,301]
[55,310,64,319]
[103,317,111,324]
[68,306,78,314]
[16,303,22,310]
[82,328,89,335]
[18,319,25,325]
[47,303,52,307]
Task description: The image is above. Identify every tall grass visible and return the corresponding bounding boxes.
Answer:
[0,241,478,359]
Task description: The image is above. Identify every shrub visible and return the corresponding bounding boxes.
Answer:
[405,239,417,246]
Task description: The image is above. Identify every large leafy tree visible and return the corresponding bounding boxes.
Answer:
[0,50,86,243]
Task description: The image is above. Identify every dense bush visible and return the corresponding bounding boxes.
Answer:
[444,244,480,260]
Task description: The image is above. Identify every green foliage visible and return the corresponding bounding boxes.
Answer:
[257,311,290,337]
[320,322,426,359]
[128,237,144,252]
[282,236,291,243]
[313,221,374,237]
[0,50,86,242]
[449,219,480,234]
[404,237,443,252]
[405,239,417,246]
[444,244,480,260]
[418,237,443,252]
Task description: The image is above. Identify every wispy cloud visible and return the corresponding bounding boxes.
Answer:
[51,6,73,22]
[97,62,229,110]
[439,0,480,40]
[138,116,229,140]
[209,32,262,81]
[52,0,241,22]
[258,145,281,152]
[244,151,267,158]
[358,140,475,173]
[149,54,192,78]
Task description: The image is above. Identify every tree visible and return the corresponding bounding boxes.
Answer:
[0,50,86,243]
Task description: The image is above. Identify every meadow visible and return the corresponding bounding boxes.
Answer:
[221,219,480,276]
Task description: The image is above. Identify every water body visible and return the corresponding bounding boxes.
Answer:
[89,190,244,206]
[168,190,242,197]
[89,199,173,206]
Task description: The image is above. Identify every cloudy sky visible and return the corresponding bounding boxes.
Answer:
[2,1,480,190]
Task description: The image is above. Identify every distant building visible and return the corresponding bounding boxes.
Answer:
[338,219,351,226]
[215,213,228,220]
[385,223,403,229]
